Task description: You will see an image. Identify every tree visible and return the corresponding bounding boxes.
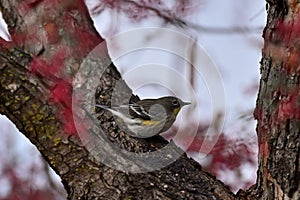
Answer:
[0,0,298,199]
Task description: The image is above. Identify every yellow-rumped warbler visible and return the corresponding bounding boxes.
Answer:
[96,96,190,138]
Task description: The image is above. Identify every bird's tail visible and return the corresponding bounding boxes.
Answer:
[95,104,137,124]
[95,104,109,110]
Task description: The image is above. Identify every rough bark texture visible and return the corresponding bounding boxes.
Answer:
[238,1,300,199]
[0,0,299,199]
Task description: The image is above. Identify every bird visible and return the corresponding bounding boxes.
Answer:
[96,96,190,138]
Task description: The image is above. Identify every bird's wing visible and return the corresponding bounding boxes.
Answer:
[128,103,152,120]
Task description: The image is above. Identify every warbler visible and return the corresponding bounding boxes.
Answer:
[96,96,190,138]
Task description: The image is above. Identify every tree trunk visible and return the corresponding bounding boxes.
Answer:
[0,0,299,199]
[238,1,300,199]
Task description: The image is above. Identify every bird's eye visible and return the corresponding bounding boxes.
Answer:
[172,99,179,106]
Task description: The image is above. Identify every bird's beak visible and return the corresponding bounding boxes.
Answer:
[182,101,191,106]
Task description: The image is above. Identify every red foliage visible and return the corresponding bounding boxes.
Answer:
[276,90,300,122]
[17,0,44,15]
[10,32,26,47]
[23,0,104,137]
[17,0,63,18]
[187,134,256,172]
[18,0,85,16]
[285,48,300,72]
[58,10,103,58]
[174,127,257,192]
[43,22,60,44]
[49,79,77,135]
[90,0,199,24]
[65,0,91,16]
[0,38,13,48]
[264,14,300,73]
[49,80,78,135]
[0,165,57,200]
[253,105,262,121]
[275,17,300,45]
[61,107,77,135]
[49,79,72,105]
[72,27,103,57]
[29,48,79,135]
[29,49,66,77]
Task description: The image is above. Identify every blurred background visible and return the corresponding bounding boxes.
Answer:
[0,0,266,199]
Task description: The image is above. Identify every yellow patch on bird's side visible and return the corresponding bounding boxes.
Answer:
[142,120,160,125]
[173,107,180,115]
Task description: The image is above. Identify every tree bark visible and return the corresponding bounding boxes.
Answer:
[0,0,299,199]
[238,1,300,199]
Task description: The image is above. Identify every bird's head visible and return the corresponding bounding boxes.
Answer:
[158,96,191,116]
